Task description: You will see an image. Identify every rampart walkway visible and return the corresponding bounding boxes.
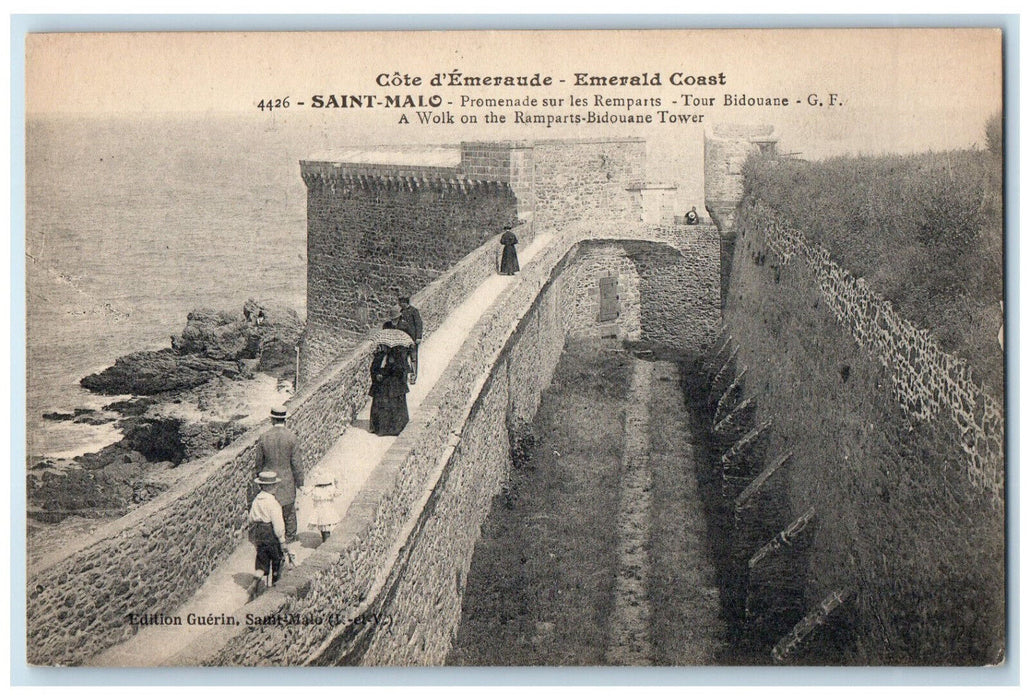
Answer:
[92,234,553,666]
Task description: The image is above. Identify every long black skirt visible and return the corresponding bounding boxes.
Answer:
[370,390,409,436]
[500,244,520,275]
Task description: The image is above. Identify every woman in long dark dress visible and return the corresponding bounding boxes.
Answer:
[368,343,410,436]
[499,227,520,275]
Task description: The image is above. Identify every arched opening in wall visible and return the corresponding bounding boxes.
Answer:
[563,239,720,361]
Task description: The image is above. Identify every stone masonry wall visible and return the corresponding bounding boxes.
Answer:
[26,436,258,666]
[27,222,535,668]
[721,200,1005,663]
[532,139,645,230]
[460,142,535,222]
[172,220,718,666]
[301,166,518,378]
[704,124,776,306]
[360,278,571,664]
[301,138,648,382]
[192,213,581,666]
[562,244,642,342]
[744,201,1003,503]
[562,228,721,356]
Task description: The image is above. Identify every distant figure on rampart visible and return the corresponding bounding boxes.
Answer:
[254,405,303,542]
[369,321,413,436]
[499,225,520,275]
[685,206,700,225]
[248,470,289,596]
[394,295,423,383]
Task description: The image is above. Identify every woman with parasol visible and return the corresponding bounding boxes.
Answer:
[368,321,414,436]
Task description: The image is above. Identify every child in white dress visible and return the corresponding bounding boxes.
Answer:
[306,464,339,543]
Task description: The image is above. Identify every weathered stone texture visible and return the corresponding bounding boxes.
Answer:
[532,139,645,229]
[300,138,647,381]
[301,167,518,376]
[704,125,777,305]
[561,230,721,356]
[562,245,642,342]
[26,436,258,666]
[743,201,1003,504]
[724,200,1005,663]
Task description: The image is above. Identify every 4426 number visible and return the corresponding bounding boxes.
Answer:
[257,97,290,111]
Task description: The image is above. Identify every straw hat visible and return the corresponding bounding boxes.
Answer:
[254,471,281,485]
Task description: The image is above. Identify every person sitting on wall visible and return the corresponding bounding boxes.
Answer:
[248,470,290,598]
[499,225,520,275]
[685,206,700,225]
[394,295,423,383]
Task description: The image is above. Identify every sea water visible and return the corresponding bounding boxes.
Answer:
[24,114,334,459]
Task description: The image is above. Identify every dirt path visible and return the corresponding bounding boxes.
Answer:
[605,358,654,665]
[647,361,726,664]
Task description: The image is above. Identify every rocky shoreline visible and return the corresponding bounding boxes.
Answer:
[27,300,302,530]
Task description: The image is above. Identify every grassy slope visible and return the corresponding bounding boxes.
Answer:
[741,149,1004,398]
[447,339,630,665]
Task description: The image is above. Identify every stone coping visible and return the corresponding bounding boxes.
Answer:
[305,146,462,168]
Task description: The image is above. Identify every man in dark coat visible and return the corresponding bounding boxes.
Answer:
[254,405,303,541]
[394,295,423,382]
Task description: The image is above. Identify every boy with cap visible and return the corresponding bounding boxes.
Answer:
[249,470,289,595]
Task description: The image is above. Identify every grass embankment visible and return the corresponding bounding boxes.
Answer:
[741,146,1004,397]
[447,339,630,665]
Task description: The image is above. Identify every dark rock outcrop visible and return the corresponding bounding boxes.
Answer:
[172,299,302,372]
[80,349,247,395]
[81,300,300,396]
[171,308,248,360]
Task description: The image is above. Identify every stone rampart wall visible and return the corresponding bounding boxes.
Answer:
[561,227,721,355]
[531,139,645,229]
[189,214,579,666]
[26,435,258,665]
[721,199,1005,662]
[561,245,642,342]
[168,222,718,666]
[301,168,518,376]
[744,201,1003,503]
[27,223,534,667]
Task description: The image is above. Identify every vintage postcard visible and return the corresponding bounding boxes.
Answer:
[22,28,1005,670]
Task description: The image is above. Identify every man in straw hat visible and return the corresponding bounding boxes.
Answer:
[249,470,288,595]
[254,405,303,542]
